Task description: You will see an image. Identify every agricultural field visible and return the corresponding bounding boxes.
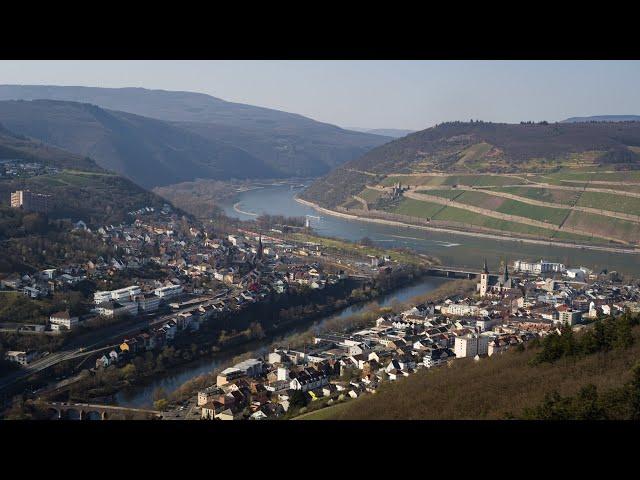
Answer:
[380,174,521,188]
[433,203,592,241]
[564,211,640,244]
[576,191,640,215]
[388,198,444,219]
[385,197,594,242]
[614,185,640,194]
[415,189,463,200]
[369,169,640,245]
[449,190,570,225]
[490,186,580,205]
[527,175,589,187]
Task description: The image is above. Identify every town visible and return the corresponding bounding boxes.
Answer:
[0,191,425,410]
[160,258,640,420]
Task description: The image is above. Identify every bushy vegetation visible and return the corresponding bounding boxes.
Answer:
[523,362,640,420]
[0,208,115,274]
[531,312,638,364]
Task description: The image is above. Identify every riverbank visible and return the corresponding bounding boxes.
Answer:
[167,277,476,417]
[41,266,438,408]
[294,196,640,256]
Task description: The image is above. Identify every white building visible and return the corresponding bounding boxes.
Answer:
[94,285,141,304]
[5,350,38,366]
[135,293,161,312]
[556,308,582,326]
[565,267,591,281]
[49,311,79,331]
[454,335,489,358]
[96,300,138,317]
[513,259,565,275]
[441,303,480,317]
[154,284,183,299]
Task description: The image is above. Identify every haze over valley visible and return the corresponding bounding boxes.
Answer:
[3,61,640,423]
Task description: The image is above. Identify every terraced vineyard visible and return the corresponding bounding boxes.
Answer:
[302,121,640,248]
[350,171,640,247]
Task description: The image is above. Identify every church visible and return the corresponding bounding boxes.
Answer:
[477,259,515,297]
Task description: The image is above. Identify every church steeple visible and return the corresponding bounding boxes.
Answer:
[502,262,509,281]
[482,258,489,274]
[257,233,264,260]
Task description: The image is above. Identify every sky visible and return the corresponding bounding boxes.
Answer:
[1,60,639,130]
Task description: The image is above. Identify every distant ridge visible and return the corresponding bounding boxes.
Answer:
[347,127,415,138]
[0,85,391,179]
[562,115,640,123]
[0,99,276,188]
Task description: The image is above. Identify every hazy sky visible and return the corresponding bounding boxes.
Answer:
[1,60,639,130]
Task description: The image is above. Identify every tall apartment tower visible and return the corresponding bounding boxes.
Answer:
[10,190,51,213]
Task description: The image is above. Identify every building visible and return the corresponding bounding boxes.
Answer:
[454,334,489,358]
[96,300,138,317]
[94,285,141,304]
[513,259,565,275]
[478,260,514,297]
[556,307,582,326]
[217,368,246,387]
[49,311,79,331]
[5,350,38,366]
[135,293,160,313]
[423,347,456,368]
[441,303,480,316]
[201,402,218,420]
[289,368,330,392]
[154,284,183,299]
[11,190,52,213]
[198,387,220,407]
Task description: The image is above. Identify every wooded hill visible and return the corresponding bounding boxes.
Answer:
[0,86,391,183]
[0,123,169,225]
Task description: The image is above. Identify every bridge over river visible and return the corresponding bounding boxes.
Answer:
[43,401,162,420]
[426,266,481,279]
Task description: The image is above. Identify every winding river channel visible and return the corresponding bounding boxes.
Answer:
[115,182,639,407]
[221,183,640,276]
[115,276,451,407]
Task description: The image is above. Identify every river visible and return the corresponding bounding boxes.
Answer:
[221,183,640,276]
[115,181,638,407]
[114,276,451,408]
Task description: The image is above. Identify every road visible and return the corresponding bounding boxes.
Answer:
[0,291,231,394]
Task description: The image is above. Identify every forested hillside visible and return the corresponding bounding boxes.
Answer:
[0,85,391,180]
[0,100,276,188]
